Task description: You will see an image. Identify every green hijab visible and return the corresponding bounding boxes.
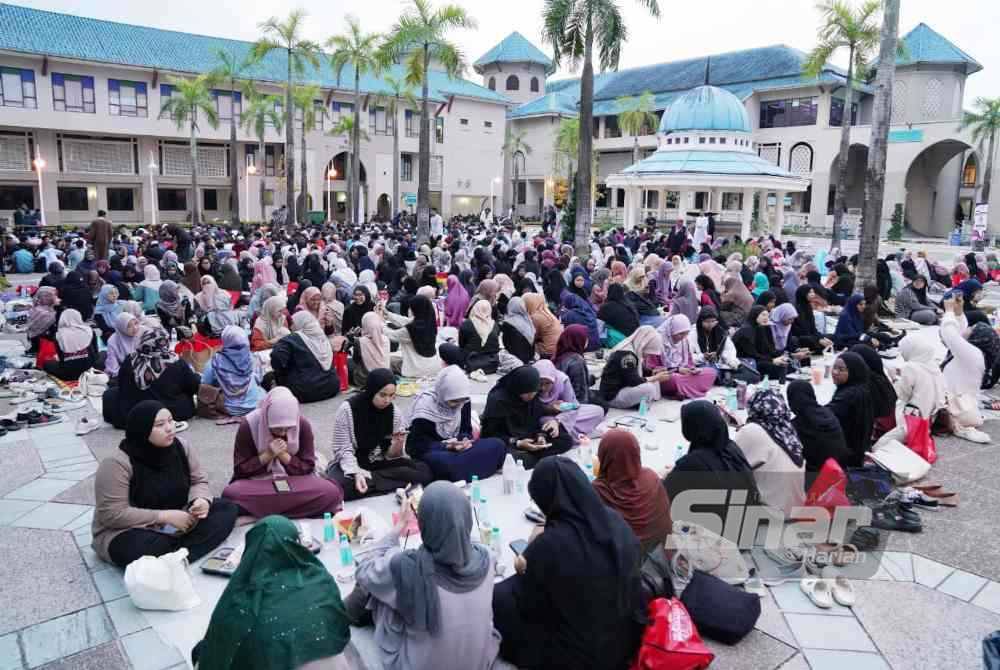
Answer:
[196,515,350,670]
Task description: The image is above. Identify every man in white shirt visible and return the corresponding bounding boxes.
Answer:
[430,208,444,238]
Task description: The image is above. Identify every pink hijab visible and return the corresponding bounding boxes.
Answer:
[534,359,572,404]
[244,386,301,476]
[444,275,470,327]
[251,258,277,292]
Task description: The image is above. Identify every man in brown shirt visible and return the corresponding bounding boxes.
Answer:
[88,209,112,260]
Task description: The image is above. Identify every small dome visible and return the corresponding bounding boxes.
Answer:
[659,85,751,134]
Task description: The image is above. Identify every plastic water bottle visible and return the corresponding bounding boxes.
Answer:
[761,376,771,391]
[470,475,481,504]
[675,443,687,462]
[323,512,335,543]
[638,396,649,417]
[502,454,516,495]
[726,387,738,412]
[339,533,354,567]
[585,462,595,482]
[490,527,502,561]
[478,497,491,530]
[515,461,527,495]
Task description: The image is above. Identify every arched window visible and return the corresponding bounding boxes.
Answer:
[505,75,519,91]
[963,155,978,187]
[488,77,496,91]
[530,77,539,92]
[789,142,813,174]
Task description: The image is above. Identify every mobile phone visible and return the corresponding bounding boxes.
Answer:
[273,479,291,493]
[154,524,181,536]
[201,547,236,576]
[509,539,529,556]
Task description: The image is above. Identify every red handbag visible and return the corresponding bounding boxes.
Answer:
[333,351,349,391]
[630,598,714,670]
[904,409,937,464]
[35,337,58,369]
[803,458,851,516]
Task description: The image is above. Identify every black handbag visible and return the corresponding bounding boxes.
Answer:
[679,569,760,644]
[639,545,675,604]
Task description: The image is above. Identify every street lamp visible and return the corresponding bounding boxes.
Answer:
[32,147,46,227]
[148,151,158,228]
[327,167,337,223]
[246,155,257,222]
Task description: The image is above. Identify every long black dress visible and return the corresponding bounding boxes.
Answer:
[269,334,340,404]
[458,320,501,373]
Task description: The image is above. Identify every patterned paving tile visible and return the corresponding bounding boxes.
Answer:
[91,569,128,602]
[0,443,42,498]
[912,554,955,589]
[104,598,150,637]
[784,613,877,652]
[10,503,91,530]
[972,580,1000,615]
[936,569,988,602]
[804,649,891,670]
[19,606,113,668]
[35,642,128,670]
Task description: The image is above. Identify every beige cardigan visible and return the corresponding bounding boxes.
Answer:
[91,440,211,563]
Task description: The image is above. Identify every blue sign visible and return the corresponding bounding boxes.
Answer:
[888,129,923,143]
[403,192,417,206]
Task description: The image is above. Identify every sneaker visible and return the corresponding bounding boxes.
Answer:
[886,487,940,509]
[870,502,922,533]
[75,416,101,435]
[953,426,990,444]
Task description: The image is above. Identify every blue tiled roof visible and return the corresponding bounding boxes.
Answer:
[897,23,982,74]
[659,86,751,133]
[623,149,799,178]
[508,92,578,119]
[474,32,555,75]
[0,3,508,104]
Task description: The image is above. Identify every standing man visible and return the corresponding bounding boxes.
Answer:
[429,208,444,239]
[88,209,112,260]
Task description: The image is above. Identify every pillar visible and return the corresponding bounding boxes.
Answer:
[656,188,665,222]
[623,187,636,231]
[741,188,755,240]
[677,189,690,223]
[773,190,787,239]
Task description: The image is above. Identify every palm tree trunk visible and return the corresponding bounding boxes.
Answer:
[513,160,520,219]
[575,16,595,256]
[300,120,308,224]
[983,129,995,205]
[285,48,295,225]
[830,47,855,251]
[416,45,431,243]
[190,116,201,226]
[857,0,900,287]
[259,138,265,222]
[229,79,240,226]
[352,74,361,224]
[392,98,400,218]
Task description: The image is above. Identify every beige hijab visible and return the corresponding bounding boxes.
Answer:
[468,299,495,345]
[256,295,291,342]
[359,311,390,371]
[291,311,333,371]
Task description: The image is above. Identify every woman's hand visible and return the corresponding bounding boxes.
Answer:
[792,350,809,361]
[819,337,833,349]
[188,498,210,520]
[157,509,195,532]
[516,438,546,451]
[354,474,369,494]
[514,554,527,575]
[773,356,786,365]
[541,420,560,438]
[388,432,407,458]
[269,438,288,456]
[649,370,671,383]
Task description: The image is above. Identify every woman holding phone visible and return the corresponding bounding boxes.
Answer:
[326,368,432,500]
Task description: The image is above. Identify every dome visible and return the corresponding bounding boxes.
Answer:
[658,85,751,134]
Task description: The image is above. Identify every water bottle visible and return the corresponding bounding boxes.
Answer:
[502,454,516,495]
[515,461,527,495]
[339,533,354,567]
[761,376,771,391]
[638,396,648,417]
[323,512,335,543]
[585,462,595,482]
[478,496,491,530]
[470,475,481,504]
[490,527,502,561]
[726,387,738,412]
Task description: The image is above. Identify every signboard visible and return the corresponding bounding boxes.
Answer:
[974,203,989,232]
[403,192,417,206]
[888,129,924,143]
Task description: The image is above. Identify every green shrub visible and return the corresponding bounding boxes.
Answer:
[888,204,904,241]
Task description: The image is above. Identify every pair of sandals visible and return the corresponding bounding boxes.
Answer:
[801,566,856,608]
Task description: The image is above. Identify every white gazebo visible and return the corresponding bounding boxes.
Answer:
[606,85,810,239]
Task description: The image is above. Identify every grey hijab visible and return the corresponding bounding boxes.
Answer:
[504,296,536,342]
[389,482,491,634]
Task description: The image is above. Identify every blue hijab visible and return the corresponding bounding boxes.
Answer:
[211,326,254,399]
[560,291,601,351]
[94,284,123,322]
[834,293,866,341]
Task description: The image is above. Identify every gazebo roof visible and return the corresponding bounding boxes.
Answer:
[607,149,809,191]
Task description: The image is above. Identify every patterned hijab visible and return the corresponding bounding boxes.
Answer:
[130,327,178,390]
[746,388,804,466]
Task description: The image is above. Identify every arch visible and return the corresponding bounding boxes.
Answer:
[376,193,390,220]
[530,77,539,92]
[789,142,813,174]
[904,139,974,236]
[828,143,869,214]
[505,75,519,91]
[962,152,978,188]
[488,76,496,91]
[326,152,366,183]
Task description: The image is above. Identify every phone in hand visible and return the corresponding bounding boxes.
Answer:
[273,479,291,493]
[509,539,529,556]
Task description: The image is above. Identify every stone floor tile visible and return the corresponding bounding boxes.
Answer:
[703,630,796,670]
[803,649,890,670]
[120,629,185,670]
[51,477,95,505]
[40,469,97,483]
[0,443,42,498]
[876,551,914,582]
[769,582,853,616]
[37,443,91,464]
[92,568,127,602]
[0,633,22,670]
[42,456,94,470]
[0,499,41,526]
[784,613,877,652]
[105,598,150,637]
[972,581,1000,614]
[78,545,103,571]
[777,653,809,670]
[912,554,954,589]
[28,422,77,438]
[753,589,798,648]
[936,569,988,602]
[62,508,93,532]
[0,528,100,635]
[10,503,91,530]
[35,642,128,670]
[20,606,113,668]
[4,478,76,502]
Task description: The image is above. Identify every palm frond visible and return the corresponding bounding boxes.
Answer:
[594,0,626,71]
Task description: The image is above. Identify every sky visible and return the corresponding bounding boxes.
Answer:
[14,0,1000,105]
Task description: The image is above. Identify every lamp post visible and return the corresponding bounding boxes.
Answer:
[32,147,46,227]
[327,167,337,223]
[246,155,256,222]
[148,151,158,228]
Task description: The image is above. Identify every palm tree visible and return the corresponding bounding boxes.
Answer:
[329,116,370,222]
[159,75,219,225]
[617,91,657,167]
[804,0,881,250]
[210,49,255,224]
[376,75,419,218]
[553,117,580,185]
[251,10,322,222]
[379,0,476,242]
[292,84,323,222]
[542,0,661,255]
[960,97,1000,207]
[502,128,532,219]
[240,84,284,222]
[328,17,382,225]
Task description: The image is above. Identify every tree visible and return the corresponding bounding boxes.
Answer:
[542,0,661,255]
[159,75,219,225]
[329,16,382,224]
[379,0,476,243]
[377,75,419,218]
[502,128,532,219]
[959,97,1000,210]
[292,84,323,222]
[330,115,370,222]
[210,49,255,225]
[252,10,322,223]
[856,0,899,288]
[553,117,580,188]
[240,84,284,222]
[804,0,881,251]
[617,90,657,166]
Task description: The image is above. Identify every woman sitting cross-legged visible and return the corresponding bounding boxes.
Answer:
[155,280,194,341]
[732,306,789,383]
[105,313,140,381]
[500,296,536,365]
[345,482,500,670]
[492,457,645,670]
[270,311,341,404]
[93,284,122,344]
[598,348,667,410]
[458,299,501,374]
[352,311,391,389]
[384,295,442,378]
[92,401,239,568]
[201,326,266,417]
[193,516,351,670]
[43,308,101,381]
[654,316,717,398]
[553,325,603,407]
[479,365,573,469]
[405,366,507,482]
[222,387,343,519]
[533,360,605,442]
[250,294,290,352]
[827,352,876,466]
[786,381,852,479]
[325,368,432,501]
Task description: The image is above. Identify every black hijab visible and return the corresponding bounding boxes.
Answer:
[732,305,778,359]
[59,270,95,320]
[544,267,567,305]
[792,285,819,338]
[695,305,727,357]
[850,344,898,418]
[597,283,640,336]
[286,279,312,314]
[481,366,545,439]
[787,381,851,472]
[346,368,396,468]
[342,285,374,333]
[827,352,874,466]
[119,400,190,510]
[406,295,439,358]
[598,350,646,402]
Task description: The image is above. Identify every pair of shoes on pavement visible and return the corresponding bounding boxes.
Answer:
[953,425,990,444]
[800,566,855,608]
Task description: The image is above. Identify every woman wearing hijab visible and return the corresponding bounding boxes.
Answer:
[790,285,833,353]
[250,295,290,352]
[342,285,375,334]
[593,429,671,553]
[202,326,266,416]
[480,366,573,468]
[406,366,507,482]
[251,258,278,294]
[327,368,432,500]
[523,292,563,359]
[501,296,536,365]
[154,281,192,341]
[218,260,243,292]
[196,275,240,338]
[750,271,771,298]
[567,266,591,301]
[105,313,140,380]
[940,296,998,443]
[349,482,499,670]
[493,458,644,670]
[873,335,948,452]
[297,286,338,336]
[92,285,122,343]
[559,291,601,351]
[444,274,470,327]
[732,306,788,382]
[734,389,806,516]
[832,293,868,350]
[770,302,810,362]
[222,387,342,519]
[691,305,740,373]
[534,360,605,440]
[43,309,100,381]
[552,327,599,412]
[787,381,852,477]
[271,312,341,404]
[850,344,899,439]
[193,516,350,670]
[384,295,441,378]
[827,352,875,466]
[589,268,611,308]
[894,275,938,325]
[58,269,95,320]
[720,274,754,328]
[649,315,717,398]
[597,283,640,344]
[598,348,667,410]
[609,260,628,284]
[667,277,699,326]
[92,401,239,568]
[26,286,60,354]
[467,278,500,320]
[459,299,501,374]
[825,263,855,305]
[352,311,391,388]
[180,261,202,296]
[131,265,163,313]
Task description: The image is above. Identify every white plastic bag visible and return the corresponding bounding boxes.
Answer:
[869,439,930,484]
[124,548,201,611]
